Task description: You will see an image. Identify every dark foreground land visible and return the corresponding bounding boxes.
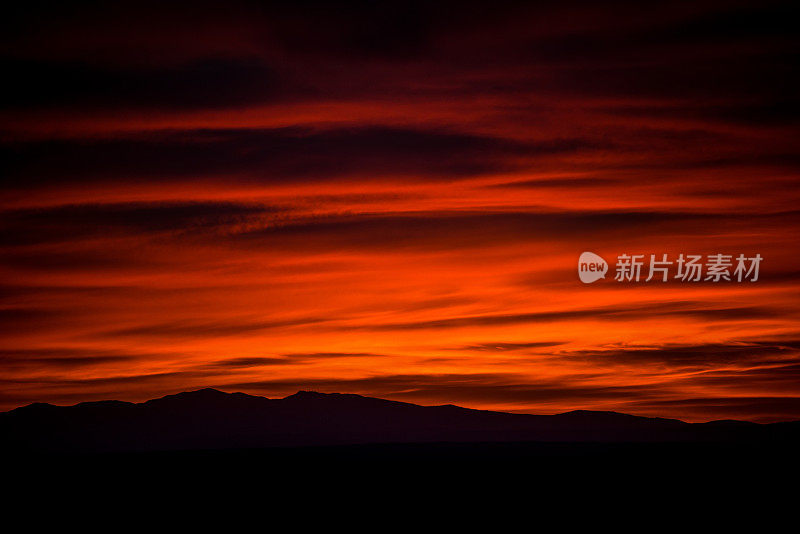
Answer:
[9,440,798,516]
[4,389,798,511]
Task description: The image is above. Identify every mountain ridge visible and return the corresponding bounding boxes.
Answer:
[0,388,683,421]
[2,388,798,453]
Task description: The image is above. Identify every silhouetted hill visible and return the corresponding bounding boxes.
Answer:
[1,388,798,453]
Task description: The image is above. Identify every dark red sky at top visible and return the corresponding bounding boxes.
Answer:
[1,0,799,422]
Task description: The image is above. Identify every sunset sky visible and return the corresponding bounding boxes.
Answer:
[2,0,799,422]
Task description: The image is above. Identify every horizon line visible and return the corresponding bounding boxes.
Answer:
[7,387,799,425]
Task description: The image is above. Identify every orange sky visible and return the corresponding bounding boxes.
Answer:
[1,1,799,421]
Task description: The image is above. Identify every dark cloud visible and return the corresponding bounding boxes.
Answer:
[234,210,695,252]
[204,352,383,369]
[546,54,797,104]
[0,248,166,273]
[486,177,621,189]
[0,308,68,334]
[203,357,292,368]
[446,341,567,352]
[682,362,800,392]
[2,1,796,119]
[1,58,295,112]
[3,203,797,268]
[560,341,800,367]
[263,1,441,60]
[0,370,207,391]
[0,201,272,246]
[280,352,383,360]
[601,101,800,127]
[1,127,594,188]
[346,302,782,332]
[0,347,155,369]
[492,3,799,108]
[233,208,800,253]
[604,152,800,173]
[102,316,330,339]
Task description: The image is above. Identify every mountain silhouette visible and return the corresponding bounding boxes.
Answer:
[2,388,798,453]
